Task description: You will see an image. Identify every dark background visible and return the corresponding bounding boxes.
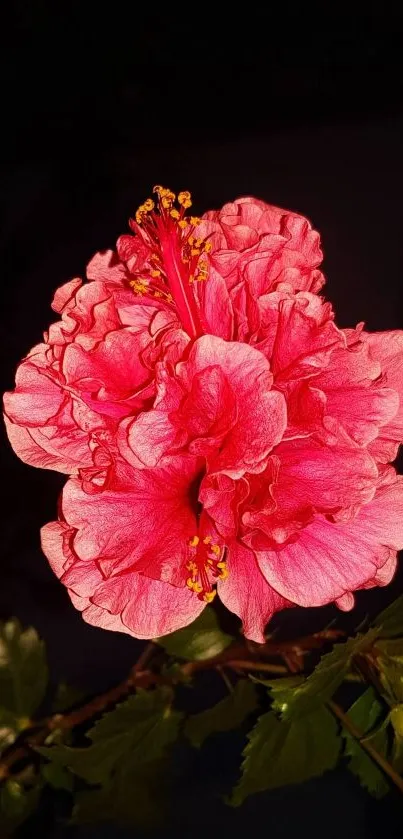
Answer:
[1,3,403,836]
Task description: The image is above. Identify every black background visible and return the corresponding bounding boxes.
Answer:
[1,3,403,836]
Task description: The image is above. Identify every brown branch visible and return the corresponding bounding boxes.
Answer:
[0,630,344,782]
[215,666,234,693]
[328,700,403,796]
[0,668,166,781]
[226,660,288,674]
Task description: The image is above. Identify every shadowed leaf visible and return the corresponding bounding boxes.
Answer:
[0,779,42,833]
[156,607,233,660]
[372,595,403,639]
[343,687,390,798]
[274,631,379,719]
[185,680,258,747]
[0,618,48,718]
[231,705,340,805]
[38,688,182,785]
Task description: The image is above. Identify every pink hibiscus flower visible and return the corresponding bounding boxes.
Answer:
[5,186,403,642]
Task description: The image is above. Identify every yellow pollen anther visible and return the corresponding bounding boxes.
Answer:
[170,208,180,219]
[186,561,197,572]
[186,578,203,594]
[190,216,201,226]
[203,536,212,545]
[178,190,192,209]
[211,544,221,556]
[135,198,155,224]
[203,591,217,603]
[150,270,161,278]
[189,535,200,547]
[204,241,212,252]
[152,186,176,207]
[197,261,209,281]
[178,219,188,229]
[191,248,201,257]
[130,279,149,295]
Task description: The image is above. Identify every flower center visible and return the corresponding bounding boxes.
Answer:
[185,535,228,603]
[129,187,211,338]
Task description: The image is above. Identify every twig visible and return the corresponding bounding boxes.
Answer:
[0,652,164,780]
[228,660,288,674]
[0,630,344,781]
[216,666,234,693]
[328,700,403,796]
[130,641,156,676]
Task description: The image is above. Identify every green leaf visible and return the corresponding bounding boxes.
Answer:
[376,637,403,663]
[0,618,48,718]
[231,705,340,805]
[275,631,379,719]
[72,760,169,829]
[0,708,19,755]
[39,689,182,828]
[42,761,74,792]
[38,687,182,785]
[376,638,403,703]
[390,705,403,739]
[156,607,233,660]
[0,779,42,833]
[251,675,305,691]
[185,680,258,748]
[391,732,403,774]
[372,595,403,639]
[343,687,390,798]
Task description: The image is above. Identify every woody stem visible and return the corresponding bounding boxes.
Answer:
[0,630,360,783]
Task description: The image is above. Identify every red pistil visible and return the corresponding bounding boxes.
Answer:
[128,187,211,339]
[185,535,228,602]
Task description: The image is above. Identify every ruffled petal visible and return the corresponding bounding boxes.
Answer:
[218,543,291,643]
[41,521,203,637]
[257,474,403,606]
[61,456,201,585]
[366,330,403,460]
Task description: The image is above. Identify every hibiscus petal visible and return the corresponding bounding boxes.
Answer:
[90,574,206,638]
[51,278,83,313]
[41,521,75,576]
[118,411,183,469]
[366,330,403,460]
[197,266,234,340]
[180,336,287,476]
[218,543,291,643]
[4,362,64,426]
[272,432,379,513]
[257,475,403,606]
[61,456,200,583]
[41,513,206,638]
[86,249,128,284]
[324,385,399,446]
[267,293,344,382]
